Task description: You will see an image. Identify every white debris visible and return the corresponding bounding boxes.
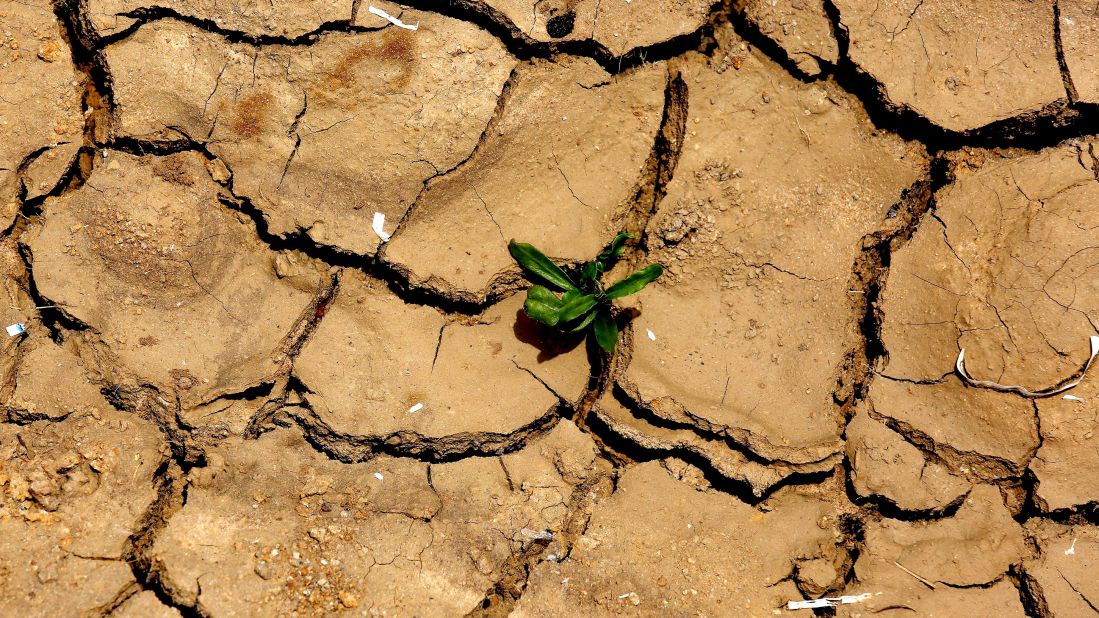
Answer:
[1064,394,1084,402]
[787,593,874,610]
[618,592,641,605]
[372,212,391,242]
[5,323,25,337]
[408,402,424,414]
[373,472,384,480]
[368,5,419,30]
[647,328,656,341]
[956,335,1099,398]
[520,528,554,540]
[1066,537,1078,555]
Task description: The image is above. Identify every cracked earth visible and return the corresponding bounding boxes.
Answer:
[2,0,1099,615]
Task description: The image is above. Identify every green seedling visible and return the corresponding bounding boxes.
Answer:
[508,232,663,354]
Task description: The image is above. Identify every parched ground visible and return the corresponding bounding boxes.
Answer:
[2,0,1099,616]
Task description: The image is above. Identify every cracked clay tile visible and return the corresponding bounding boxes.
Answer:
[832,0,1065,133]
[875,213,966,383]
[1032,377,1099,511]
[487,0,714,57]
[0,240,36,387]
[151,422,597,615]
[4,340,111,423]
[838,485,1027,615]
[617,23,927,465]
[0,407,165,616]
[112,590,183,618]
[1061,0,1099,104]
[0,0,84,227]
[591,391,839,498]
[835,578,1026,617]
[106,15,514,256]
[487,0,601,45]
[513,461,845,616]
[381,56,666,304]
[25,152,316,407]
[881,143,1099,387]
[868,377,1038,481]
[87,0,354,38]
[294,270,590,440]
[740,0,839,76]
[588,0,714,58]
[846,408,971,514]
[1020,520,1099,617]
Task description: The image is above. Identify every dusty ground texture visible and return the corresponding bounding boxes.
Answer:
[1,0,1098,616]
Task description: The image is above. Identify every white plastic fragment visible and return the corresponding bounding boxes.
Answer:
[408,402,424,414]
[373,472,384,480]
[372,212,391,242]
[368,5,419,30]
[5,323,25,337]
[647,328,656,341]
[956,335,1099,398]
[520,528,554,540]
[1064,394,1084,402]
[1066,537,1078,555]
[787,593,874,610]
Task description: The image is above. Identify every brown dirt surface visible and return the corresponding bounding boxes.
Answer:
[1061,0,1099,104]
[86,0,354,38]
[832,0,1066,133]
[513,461,851,616]
[25,151,319,407]
[147,422,602,615]
[293,271,590,447]
[0,397,166,615]
[381,57,665,304]
[616,26,926,471]
[486,0,714,56]
[739,0,837,76]
[106,14,514,256]
[0,0,83,223]
[3,0,1099,616]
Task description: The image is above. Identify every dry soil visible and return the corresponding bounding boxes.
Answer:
[1,0,1098,616]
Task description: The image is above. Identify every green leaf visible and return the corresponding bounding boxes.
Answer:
[596,232,634,269]
[523,285,563,326]
[509,240,577,292]
[559,293,598,323]
[593,310,618,353]
[605,264,663,299]
[568,309,598,332]
[580,261,602,284]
